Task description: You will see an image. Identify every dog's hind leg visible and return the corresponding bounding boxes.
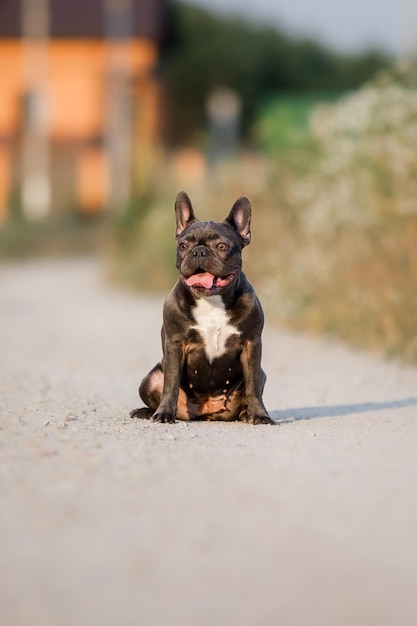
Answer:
[129,363,164,419]
[130,407,154,419]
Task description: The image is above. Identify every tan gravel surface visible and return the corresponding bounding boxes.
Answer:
[1,258,417,626]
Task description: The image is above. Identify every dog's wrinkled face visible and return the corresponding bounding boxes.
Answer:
[176,221,242,295]
[175,191,252,297]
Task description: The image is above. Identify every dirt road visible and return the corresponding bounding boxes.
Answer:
[1,258,417,626]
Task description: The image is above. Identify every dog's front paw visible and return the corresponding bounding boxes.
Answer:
[242,410,275,425]
[252,414,275,425]
[151,412,176,424]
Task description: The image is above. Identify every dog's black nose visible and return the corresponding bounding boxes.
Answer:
[192,245,208,258]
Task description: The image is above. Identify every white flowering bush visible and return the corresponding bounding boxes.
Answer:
[290,66,417,236]
[257,66,417,362]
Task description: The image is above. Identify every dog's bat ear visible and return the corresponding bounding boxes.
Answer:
[224,196,252,246]
[175,191,198,237]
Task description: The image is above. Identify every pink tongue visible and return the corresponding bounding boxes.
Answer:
[185,272,215,289]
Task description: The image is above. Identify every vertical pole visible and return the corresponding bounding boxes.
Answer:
[206,88,241,168]
[104,0,133,211]
[21,0,51,219]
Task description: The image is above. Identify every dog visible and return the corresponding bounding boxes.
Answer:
[130,191,273,424]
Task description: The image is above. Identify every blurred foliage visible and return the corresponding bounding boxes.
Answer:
[110,65,417,364]
[256,92,340,154]
[162,2,390,145]
[106,192,178,291]
[0,212,109,259]
[260,66,417,363]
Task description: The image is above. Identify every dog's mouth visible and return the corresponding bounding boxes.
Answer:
[184,270,237,292]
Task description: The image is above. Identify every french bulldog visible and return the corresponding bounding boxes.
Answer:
[130,191,273,424]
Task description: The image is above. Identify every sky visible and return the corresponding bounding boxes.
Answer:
[182,0,417,56]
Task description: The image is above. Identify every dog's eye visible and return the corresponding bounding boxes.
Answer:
[179,242,188,251]
[217,242,228,251]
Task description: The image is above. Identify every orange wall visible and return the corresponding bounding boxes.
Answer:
[0,37,159,214]
[0,145,11,221]
[0,42,24,134]
[0,38,158,140]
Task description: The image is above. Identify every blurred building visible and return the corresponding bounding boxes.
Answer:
[0,0,167,220]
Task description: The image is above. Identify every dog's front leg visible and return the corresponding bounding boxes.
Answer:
[152,339,182,423]
[241,338,274,424]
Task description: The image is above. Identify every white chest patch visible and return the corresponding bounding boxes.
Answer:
[191,295,240,362]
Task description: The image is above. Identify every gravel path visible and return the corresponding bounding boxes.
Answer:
[1,257,417,626]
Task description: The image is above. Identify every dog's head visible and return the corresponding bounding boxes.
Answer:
[174,191,251,296]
